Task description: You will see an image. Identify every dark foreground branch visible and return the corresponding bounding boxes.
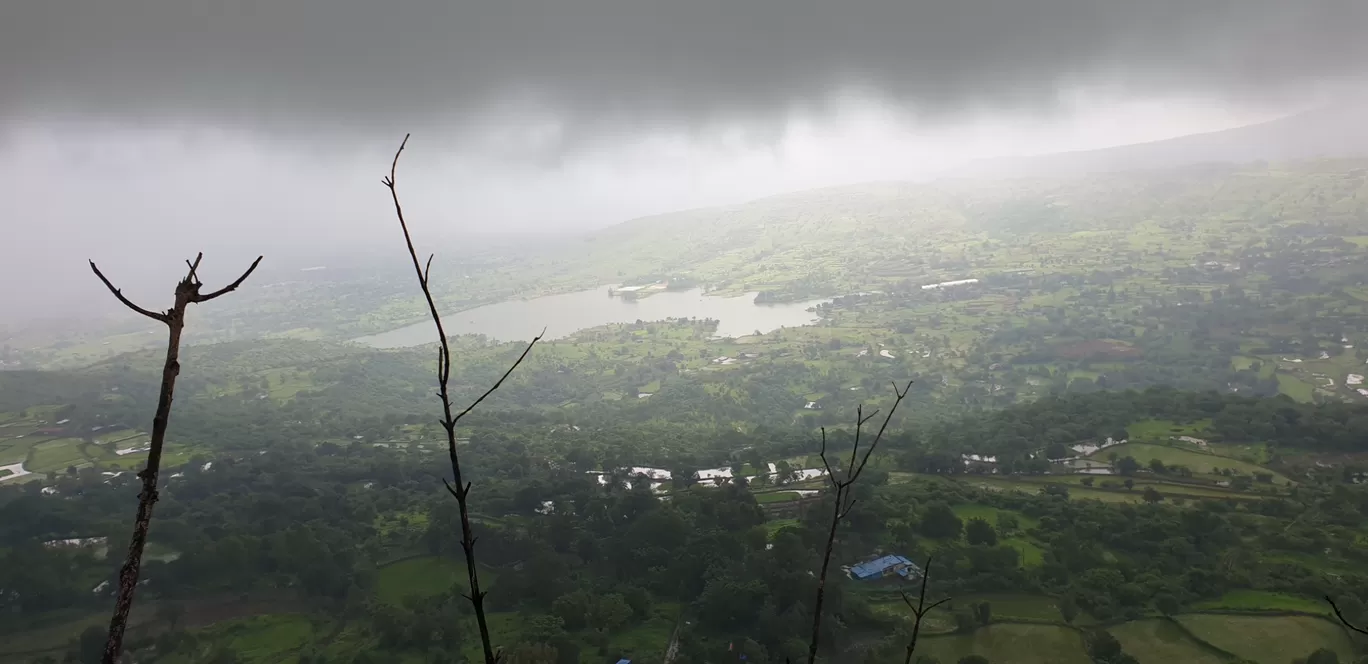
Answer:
[384,134,539,664]
[901,557,952,664]
[1326,595,1368,636]
[92,255,262,664]
[806,380,914,664]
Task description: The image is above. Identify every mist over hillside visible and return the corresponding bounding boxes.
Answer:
[8,1,1368,661]
[948,100,1368,179]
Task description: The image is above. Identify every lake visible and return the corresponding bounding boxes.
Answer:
[353,287,830,348]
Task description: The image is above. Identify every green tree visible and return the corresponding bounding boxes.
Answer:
[1142,486,1164,504]
[589,593,633,633]
[995,512,1019,536]
[1059,596,1079,624]
[1154,594,1180,616]
[974,601,992,625]
[622,585,653,620]
[953,609,977,633]
[965,518,998,546]
[1116,456,1140,476]
[519,614,566,645]
[921,502,963,539]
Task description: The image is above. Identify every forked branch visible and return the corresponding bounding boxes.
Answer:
[805,380,914,664]
[901,557,952,664]
[91,253,262,664]
[383,134,540,664]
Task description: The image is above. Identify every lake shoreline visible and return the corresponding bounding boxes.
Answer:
[351,286,830,348]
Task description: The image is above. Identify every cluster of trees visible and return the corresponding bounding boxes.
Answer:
[9,365,1368,662]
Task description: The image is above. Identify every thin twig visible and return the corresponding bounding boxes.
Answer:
[902,556,951,664]
[450,327,546,426]
[196,256,263,302]
[89,261,168,322]
[384,134,537,664]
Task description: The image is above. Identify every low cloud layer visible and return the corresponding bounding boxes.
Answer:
[3,0,1364,140]
[3,1,1365,321]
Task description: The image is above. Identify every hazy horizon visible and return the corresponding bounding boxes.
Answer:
[2,0,1366,318]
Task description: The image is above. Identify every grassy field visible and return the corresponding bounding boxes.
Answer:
[0,605,159,662]
[918,624,1091,664]
[28,438,88,473]
[754,490,803,504]
[1277,373,1316,402]
[765,518,801,537]
[1192,590,1331,615]
[957,475,1140,503]
[1178,614,1355,663]
[1126,418,1212,441]
[373,510,430,538]
[1206,441,1272,465]
[1088,442,1288,483]
[955,474,1263,504]
[950,504,1046,566]
[601,601,680,662]
[1111,619,1229,664]
[0,409,170,479]
[951,594,1064,622]
[950,504,1039,530]
[201,614,315,664]
[375,556,470,606]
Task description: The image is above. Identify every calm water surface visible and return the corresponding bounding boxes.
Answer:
[353,287,829,347]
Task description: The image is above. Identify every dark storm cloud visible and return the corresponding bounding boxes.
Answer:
[3,0,1365,137]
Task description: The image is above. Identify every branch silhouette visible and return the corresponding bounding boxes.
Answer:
[804,380,914,664]
[1326,595,1368,636]
[901,556,952,664]
[91,253,262,664]
[383,134,541,664]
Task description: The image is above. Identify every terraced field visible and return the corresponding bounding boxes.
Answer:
[1177,614,1355,664]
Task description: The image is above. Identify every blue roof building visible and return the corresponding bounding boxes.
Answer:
[616,659,632,664]
[849,554,920,581]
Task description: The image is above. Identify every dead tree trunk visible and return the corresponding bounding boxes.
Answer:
[90,253,262,663]
[382,135,540,664]
[805,381,913,664]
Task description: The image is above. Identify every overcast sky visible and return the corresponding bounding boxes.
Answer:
[1,0,1365,318]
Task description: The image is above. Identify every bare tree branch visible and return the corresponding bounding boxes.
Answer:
[384,134,537,664]
[450,327,546,426]
[88,261,169,323]
[901,557,952,664]
[94,253,262,663]
[818,428,837,484]
[805,380,914,664]
[1326,595,1368,636]
[848,381,910,486]
[184,252,204,285]
[195,256,264,302]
